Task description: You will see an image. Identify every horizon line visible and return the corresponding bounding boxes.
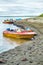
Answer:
[0,16,37,17]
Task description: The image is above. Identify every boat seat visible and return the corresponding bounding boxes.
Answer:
[7,28,10,31]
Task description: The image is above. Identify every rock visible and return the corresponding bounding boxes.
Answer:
[0,59,7,64]
[21,58,28,61]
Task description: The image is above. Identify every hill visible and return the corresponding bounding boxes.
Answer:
[39,14,43,17]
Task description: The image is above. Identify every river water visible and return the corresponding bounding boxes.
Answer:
[0,16,30,53]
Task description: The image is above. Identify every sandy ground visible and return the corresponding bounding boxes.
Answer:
[0,17,43,65]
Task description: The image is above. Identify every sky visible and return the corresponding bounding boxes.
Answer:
[0,0,43,16]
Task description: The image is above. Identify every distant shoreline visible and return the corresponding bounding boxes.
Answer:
[0,16,36,17]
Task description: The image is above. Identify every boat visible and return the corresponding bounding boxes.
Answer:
[3,21,13,24]
[3,19,13,24]
[3,30,36,39]
[16,18,22,20]
[25,27,33,32]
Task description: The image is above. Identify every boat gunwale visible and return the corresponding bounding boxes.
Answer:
[3,30,36,35]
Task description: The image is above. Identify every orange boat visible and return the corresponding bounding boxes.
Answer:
[3,30,36,39]
[3,20,13,24]
[3,22,13,24]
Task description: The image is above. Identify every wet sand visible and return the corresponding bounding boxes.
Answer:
[0,17,43,65]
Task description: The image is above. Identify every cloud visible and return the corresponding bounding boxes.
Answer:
[0,8,8,11]
[0,2,43,8]
[0,0,43,16]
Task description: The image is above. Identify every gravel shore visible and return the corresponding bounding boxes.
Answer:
[0,17,43,65]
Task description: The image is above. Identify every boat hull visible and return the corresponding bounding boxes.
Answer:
[3,22,13,24]
[3,31,36,39]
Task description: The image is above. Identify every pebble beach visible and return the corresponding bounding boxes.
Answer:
[0,17,43,65]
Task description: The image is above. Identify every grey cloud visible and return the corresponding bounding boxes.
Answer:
[0,0,43,4]
[0,0,43,16]
[0,0,17,4]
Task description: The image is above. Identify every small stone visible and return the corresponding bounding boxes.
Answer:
[11,61,14,63]
[28,47,32,50]
[21,58,28,61]
[29,60,33,63]
[0,59,7,64]
[16,63,19,65]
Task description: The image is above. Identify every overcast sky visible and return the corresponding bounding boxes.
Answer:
[0,0,43,16]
